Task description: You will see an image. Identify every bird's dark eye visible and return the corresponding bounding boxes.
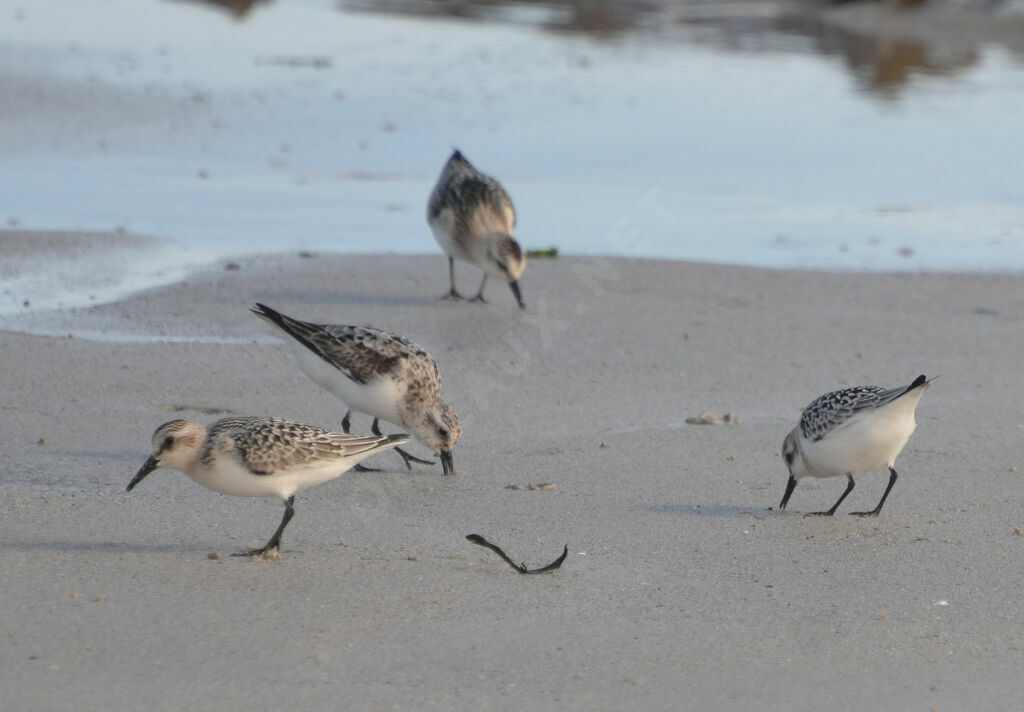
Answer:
[438,428,449,438]
[162,436,174,451]
[784,450,795,466]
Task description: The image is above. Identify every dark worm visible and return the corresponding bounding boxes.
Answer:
[465,534,568,574]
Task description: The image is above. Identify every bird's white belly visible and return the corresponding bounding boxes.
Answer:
[187,458,351,500]
[289,344,405,427]
[430,209,494,271]
[429,209,463,258]
[802,407,917,478]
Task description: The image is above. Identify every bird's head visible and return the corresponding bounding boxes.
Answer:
[487,234,526,308]
[779,428,807,510]
[411,403,462,475]
[127,420,205,491]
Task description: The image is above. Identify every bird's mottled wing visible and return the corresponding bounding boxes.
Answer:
[317,325,440,391]
[453,174,516,231]
[253,304,426,385]
[429,152,515,239]
[204,417,396,475]
[799,385,890,441]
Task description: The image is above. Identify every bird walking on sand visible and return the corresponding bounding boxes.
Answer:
[127,416,408,557]
[779,374,933,516]
[427,149,526,309]
[251,303,461,475]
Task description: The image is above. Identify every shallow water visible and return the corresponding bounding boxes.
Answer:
[1,0,1023,314]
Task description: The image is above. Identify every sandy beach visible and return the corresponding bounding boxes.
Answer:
[3,237,1023,710]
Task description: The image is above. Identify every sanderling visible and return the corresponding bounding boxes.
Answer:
[127,416,408,556]
[251,303,461,475]
[779,374,933,516]
[427,149,526,309]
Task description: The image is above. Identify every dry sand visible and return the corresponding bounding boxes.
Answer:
[2,239,1024,710]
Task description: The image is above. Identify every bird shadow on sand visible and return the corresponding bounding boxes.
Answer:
[645,503,783,518]
[255,290,441,309]
[0,540,192,554]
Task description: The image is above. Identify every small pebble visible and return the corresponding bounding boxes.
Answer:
[686,412,740,425]
[207,552,222,560]
[527,482,556,491]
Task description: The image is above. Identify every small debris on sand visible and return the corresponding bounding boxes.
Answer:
[686,412,740,425]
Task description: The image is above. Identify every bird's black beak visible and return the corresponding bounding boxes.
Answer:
[127,455,159,492]
[439,450,455,476]
[509,280,525,310]
[779,474,797,510]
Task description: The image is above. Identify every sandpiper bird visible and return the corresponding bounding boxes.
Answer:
[427,149,526,309]
[779,374,932,517]
[127,416,409,556]
[251,303,461,475]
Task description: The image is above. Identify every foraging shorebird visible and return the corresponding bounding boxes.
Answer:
[127,416,409,556]
[779,375,932,516]
[427,149,526,309]
[251,303,461,475]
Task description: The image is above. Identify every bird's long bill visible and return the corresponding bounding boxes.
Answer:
[440,450,455,476]
[779,474,797,509]
[509,280,525,310]
[127,455,159,492]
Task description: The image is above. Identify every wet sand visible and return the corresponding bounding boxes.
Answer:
[2,240,1023,710]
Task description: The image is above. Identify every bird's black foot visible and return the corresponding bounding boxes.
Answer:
[440,289,466,301]
[395,446,435,470]
[469,293,489,304]
[804,511,835,517]
[353,463,381,472]
[232,544,280,559]
[850,510,881,517]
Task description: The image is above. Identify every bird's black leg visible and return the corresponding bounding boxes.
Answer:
[851,467,898,517]
[371,418,434,469]
[235,496,295,557]
[441,257,465,300]
[807,474,854,517]
[344,410,379,472]
[469,273,489,304]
